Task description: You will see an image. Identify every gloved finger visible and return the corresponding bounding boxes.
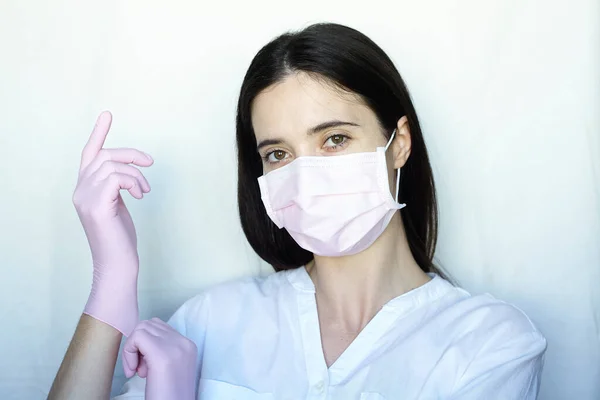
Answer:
[80,111,112,171]
[92,161,151,193]
[102,172,145,201]
[82,148,154,178]
[137,355,149,378]
[122,327,156,378]
[122,333,141,378]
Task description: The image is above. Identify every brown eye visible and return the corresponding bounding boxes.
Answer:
[324,134,348,150]
[266,149,289,163]
[331,135,344,145]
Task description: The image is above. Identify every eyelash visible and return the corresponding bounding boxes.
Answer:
[323,133,349,150]
[262,134,350,165]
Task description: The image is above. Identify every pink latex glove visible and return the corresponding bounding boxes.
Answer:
[123,318,198,400]
[73,111,153,336]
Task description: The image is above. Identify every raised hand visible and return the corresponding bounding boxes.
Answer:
[123,318,198,400]
[73,111,154,336]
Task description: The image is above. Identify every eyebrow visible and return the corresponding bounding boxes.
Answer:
[256,120,360,152]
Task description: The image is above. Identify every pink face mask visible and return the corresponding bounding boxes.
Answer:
[258,130,406,257]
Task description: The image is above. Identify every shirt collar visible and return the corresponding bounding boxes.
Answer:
[286,266,455,313]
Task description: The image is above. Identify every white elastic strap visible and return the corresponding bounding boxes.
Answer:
[395,168,400,202]
[384,129,397,151]
[384,129,401,203]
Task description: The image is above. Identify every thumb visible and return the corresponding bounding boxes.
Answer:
[137,355,149,378]
[122,329,145,378]
[122,348,139,378]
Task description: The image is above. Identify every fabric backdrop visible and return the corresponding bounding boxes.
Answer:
[0,0,598,398]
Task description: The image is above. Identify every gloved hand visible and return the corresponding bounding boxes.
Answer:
[73,111,153,336]
[123,318,198,400]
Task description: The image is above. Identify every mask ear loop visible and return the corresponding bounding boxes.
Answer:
[395,164,401,203]
[384,129,401,203]
[384,129,396,151]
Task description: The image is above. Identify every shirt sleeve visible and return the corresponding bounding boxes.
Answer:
[449,331,547,400]
[112,293,209,400]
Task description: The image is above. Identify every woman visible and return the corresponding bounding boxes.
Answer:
[49,23,546,399]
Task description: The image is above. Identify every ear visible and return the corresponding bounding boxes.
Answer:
[391,116,411,169]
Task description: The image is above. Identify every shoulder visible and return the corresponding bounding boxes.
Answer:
[450,286,544,342]
[166,270,294,346]
[205,269,292,302]
[432,277,547,363]
[174,269,294,322]
[426,281,548,397]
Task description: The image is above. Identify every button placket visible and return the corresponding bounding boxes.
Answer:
[297,291,330,399]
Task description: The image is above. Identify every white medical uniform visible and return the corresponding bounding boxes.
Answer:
[114,267,546,399]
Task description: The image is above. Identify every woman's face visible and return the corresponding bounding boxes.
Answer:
[251,72,391,174]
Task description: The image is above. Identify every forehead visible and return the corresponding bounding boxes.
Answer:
[251,72,374,138]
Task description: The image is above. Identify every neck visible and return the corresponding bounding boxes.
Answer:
[306,213,431,328]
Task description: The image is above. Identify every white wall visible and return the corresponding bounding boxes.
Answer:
[0,0,598,399]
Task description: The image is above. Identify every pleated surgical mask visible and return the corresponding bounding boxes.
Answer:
[258,130,405,256]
